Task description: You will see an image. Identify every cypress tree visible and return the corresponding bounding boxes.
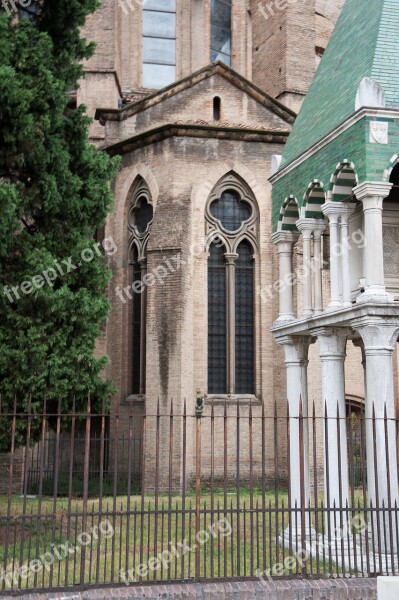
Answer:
[0,1,119,449]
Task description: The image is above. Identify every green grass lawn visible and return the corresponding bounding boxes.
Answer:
[0,490,367,592]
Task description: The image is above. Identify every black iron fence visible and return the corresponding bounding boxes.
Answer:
[0,397,398,594]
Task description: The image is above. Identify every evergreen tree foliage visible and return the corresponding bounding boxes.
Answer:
[0,1,120,450]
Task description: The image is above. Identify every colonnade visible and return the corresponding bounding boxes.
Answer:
[273,181,399,554]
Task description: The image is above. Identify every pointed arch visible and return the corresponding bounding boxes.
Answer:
[303,180,326,219]
[205,170,258,397]
[278,195,300,231]
[205,171,259,253]
[330,160,358,202]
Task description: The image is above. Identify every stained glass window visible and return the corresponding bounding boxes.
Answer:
[131,248,142,395]
[208,241,227,394]
[133,197,153,234]
[235,240,255,394]
[210,190,252,232]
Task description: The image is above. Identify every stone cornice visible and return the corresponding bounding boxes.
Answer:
[269,107,399,184]
[272,302,399,341]
[102,124,289,156]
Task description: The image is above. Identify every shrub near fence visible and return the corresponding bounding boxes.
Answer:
[0,397,397,595]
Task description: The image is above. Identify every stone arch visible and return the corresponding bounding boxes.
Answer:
[191,160,265,217]
[383,154,399,182]
[121,164,159,212]
[277,195,300,231]
[232,234,256,255]
[204,171,259,254]
[106,163,159,258]
[330,160,358,202]
[303,180,326,219]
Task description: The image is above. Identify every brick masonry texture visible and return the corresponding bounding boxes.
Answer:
[8,577,378,600]
[74,0,369,485]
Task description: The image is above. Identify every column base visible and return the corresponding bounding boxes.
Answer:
[356,287,394,304]
[280,528,399,573]
[326,300,343,312]
[274,314,296,326]
[279,525,317,554]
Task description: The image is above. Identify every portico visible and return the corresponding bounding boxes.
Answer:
[270,0,399,566]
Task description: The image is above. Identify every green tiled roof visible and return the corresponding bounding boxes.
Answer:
[280,0,399,167]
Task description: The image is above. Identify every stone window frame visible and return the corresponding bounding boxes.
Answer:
[205,174,259,403]
[126,179,154,401]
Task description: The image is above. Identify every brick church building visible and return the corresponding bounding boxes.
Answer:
[75,0,386,482]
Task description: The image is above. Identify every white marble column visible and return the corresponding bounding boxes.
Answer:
[272,231,299,322]
[353,182,393,303]
[312,222,327,315]
[340,204,356,308]
[352,318,399,553]
[321,203,344,310]
[278,335,312,544]
[313,327,350,536]
[296,219,315,317]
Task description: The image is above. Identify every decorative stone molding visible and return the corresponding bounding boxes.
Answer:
[351,317,399,353]
[277,335,312,365]
[311,327,349,358]
[128,179,154,263]
[353,181,392,202]
[205,173,259,254]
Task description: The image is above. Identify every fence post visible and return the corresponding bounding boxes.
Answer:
[299,397,307,575]
[195,390,204,579]
[80,393,91,585]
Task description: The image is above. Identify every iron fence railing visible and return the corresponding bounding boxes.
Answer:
[0,397,398,594]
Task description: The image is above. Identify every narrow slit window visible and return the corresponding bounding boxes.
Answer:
[213,96,221,121]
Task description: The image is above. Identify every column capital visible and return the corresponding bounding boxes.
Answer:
[296,218,319,236]
[224,252,238,265]
[321,201,347,223]
[277,335,313,364]
[272,230,300,246]
[312,221,328,239]
[311,327,350,358]
[339,202,357,224]
[353,181,392,203]
[351,317,399,353]
[271,231,299,257]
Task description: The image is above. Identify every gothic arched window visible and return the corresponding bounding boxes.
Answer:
[128,180,154,395]
[206,176,258,396]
